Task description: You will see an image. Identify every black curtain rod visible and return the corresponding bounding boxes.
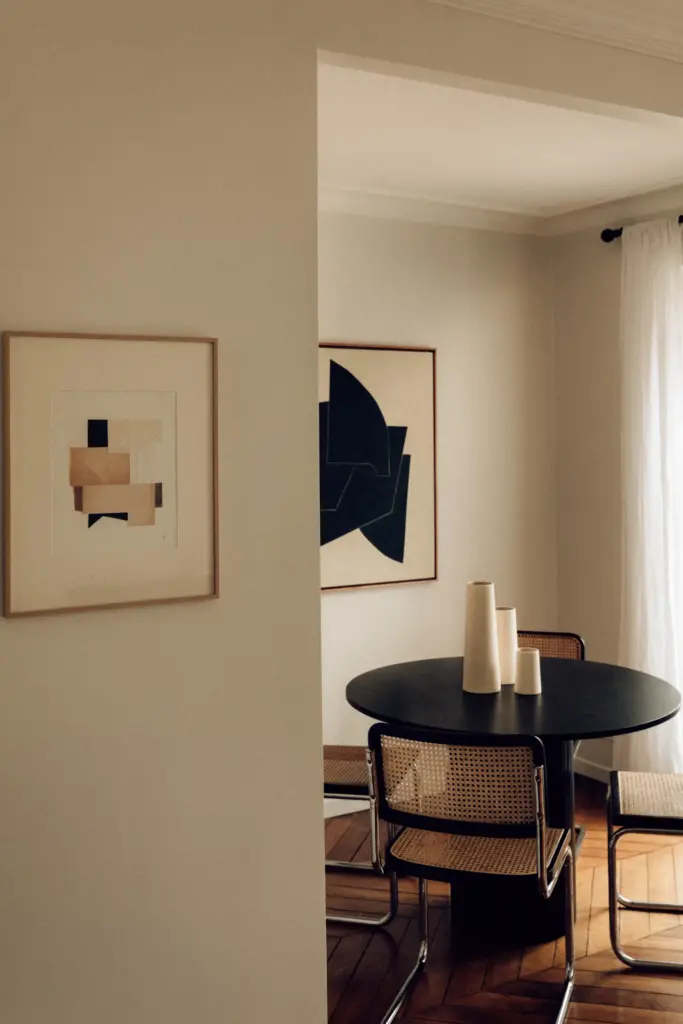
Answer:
[601,215,683,243]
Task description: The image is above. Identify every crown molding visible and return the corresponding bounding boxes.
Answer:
[319,51,680,127]
[319,182,683,239]
[318,185,541,235]
[423,0,683,65]
[540,182,683,236]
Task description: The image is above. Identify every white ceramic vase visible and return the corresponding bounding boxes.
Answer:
[463,582,501,694]
[496,607,518,686]
[515,647,542,695]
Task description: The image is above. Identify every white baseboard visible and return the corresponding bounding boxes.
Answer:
[574,754,611,785]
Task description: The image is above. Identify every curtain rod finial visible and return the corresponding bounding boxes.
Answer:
[601,216,682,242]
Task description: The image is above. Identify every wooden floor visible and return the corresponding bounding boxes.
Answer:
[326,777,683,1023]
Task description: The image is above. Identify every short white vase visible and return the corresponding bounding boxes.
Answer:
[463,581,501,694]
[515,647,542,695]
[496,607,518,686]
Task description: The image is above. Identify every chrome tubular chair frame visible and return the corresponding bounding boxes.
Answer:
[325,748,399,927]
[536,766,576,1024]
[324,746,374,874]
[325,790,376,874]
[369,727,576,1024]
[608,819,683,970]
[381,878,429,1024]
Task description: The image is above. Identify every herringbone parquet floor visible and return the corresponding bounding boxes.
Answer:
[326,777,683,1023]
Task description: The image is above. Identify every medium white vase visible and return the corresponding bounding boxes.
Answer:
[496,607,518,686]
[463,582,501,694]
[515,647,542,695]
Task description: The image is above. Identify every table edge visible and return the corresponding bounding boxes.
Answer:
[346,686,681,742]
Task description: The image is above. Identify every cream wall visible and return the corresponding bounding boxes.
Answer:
[551,230,623,777]
[319,211,557,761]
[2,0,683,1019]
[0,3,325,1023]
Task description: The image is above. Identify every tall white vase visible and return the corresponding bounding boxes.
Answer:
[463,582,501,694]
[496,607,518,686]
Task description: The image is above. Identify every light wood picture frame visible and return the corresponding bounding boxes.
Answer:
[2,331,219,616]
[319,342,437,591]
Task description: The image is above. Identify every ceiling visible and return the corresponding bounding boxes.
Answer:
[424,0,683,64]
[318,64,683,222]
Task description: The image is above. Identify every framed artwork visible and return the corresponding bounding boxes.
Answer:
[2,331,218,616]
[319,343,436,590]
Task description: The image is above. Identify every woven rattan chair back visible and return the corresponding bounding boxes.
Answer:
[518,631,585,660]
[368,724,545,839]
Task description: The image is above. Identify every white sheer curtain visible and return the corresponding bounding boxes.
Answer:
[616,217,683,772]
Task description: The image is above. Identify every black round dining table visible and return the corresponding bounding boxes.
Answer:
[346,656,680,944]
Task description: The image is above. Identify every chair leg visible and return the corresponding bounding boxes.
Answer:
[325,793,375,873]
[380,878,429,1024]
[326,871,399,928]
[325,797,400,927]
[614,828,683,912]
[609,827,683,970]
[556,849,575,1024]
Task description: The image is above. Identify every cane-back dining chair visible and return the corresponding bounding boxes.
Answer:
[608,770,683,970]
[518,631,585,661]
[324,744,398,926]
[368,723,576,1024]
[518,631,585,761]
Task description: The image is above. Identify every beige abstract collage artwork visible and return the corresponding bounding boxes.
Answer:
[69,418,163,529]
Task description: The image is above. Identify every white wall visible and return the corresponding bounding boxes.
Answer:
[0,3,325,1023]
[551,229,623,778]
[319,212,558,760]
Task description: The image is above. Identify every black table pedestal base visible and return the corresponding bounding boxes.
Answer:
[449,826,584,946]
[450,873,562,946]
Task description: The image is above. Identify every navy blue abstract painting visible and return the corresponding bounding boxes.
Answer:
[320,360,410,560]
[319,346,435,590]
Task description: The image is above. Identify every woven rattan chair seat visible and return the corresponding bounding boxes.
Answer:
[611,771,683,830]
[388,826,565,877]
[324,745,369,795]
